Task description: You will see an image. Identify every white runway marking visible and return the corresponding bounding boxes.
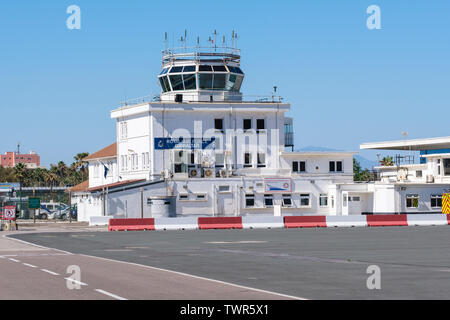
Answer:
[205,241,268,244]
[23,263,37,268]
[64,278,88,286]
[8,258,20,263]
[41,269,59,276]
[95,289,127,300]
[79,253,307,300]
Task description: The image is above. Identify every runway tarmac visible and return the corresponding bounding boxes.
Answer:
[8,225,450,299]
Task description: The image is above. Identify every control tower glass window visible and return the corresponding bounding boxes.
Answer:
[199,74,213,89]
[169,75,184,91]
[213,74,226,89]
[159,76,171,92]
[170,66,183,73]
[183,73,197,90]
[199,65,213,72]
[183,65,196,72]
[213,65,227,72]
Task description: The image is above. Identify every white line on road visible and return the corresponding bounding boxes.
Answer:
[95,289,127,300]
[23,263,37,268]
[8,258,20,263]
[41,269,59,276]
[79,253,307,300]
[64,277,88,286]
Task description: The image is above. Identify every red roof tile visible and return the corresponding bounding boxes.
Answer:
[84,143,117,161]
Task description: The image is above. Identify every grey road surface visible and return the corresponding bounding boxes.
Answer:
[9,226,450,299]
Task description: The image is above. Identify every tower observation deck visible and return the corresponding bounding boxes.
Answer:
[158,46,245,103]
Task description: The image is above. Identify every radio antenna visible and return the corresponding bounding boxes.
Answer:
[164,32,168,51]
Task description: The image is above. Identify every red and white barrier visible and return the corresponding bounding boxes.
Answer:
[107,214,450,231]
[242,216,284,229]
[366,214,408,227]
[406,214,448,227]
[326,215,367,227]
[284,215,327,228]
[154,217,198,230]
[198,217,242,230]
[108,218,155,231]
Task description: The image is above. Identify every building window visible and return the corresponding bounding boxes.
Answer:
[120,121,128,139]
[264,194,274,207]
[94,164,99,178]
[300,194,310,207]
[438,159,441,175]
[218,185,230,193]
[215,152,224,168]
[406,194,419,208]
[244,153,252,168]
[214,118,224,132]
[173,150,187,173]
[431,195,442,208]
[178,194,189,201]
[257,153,266,168]
[245,194,255,207]
[416,170,423,178]
[329,161,343,172]
[444,159,450,176]
[243,119,252,131]
[319,194,328,207]
[282,194,292,207]
[256,119,265,133]
[292,161,306,173]
[196,194,207,201]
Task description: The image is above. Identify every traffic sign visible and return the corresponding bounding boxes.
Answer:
[28,197,41,209]
[3,206,16,220]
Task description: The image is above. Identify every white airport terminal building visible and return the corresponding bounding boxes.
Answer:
[69,44,450,222]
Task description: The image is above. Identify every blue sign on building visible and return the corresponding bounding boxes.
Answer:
[154,137,216,150]
[420,149,450,164]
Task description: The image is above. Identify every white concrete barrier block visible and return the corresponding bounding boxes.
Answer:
[154,217,199,230]
[242,216,284,229]
[326,215,367,227]
[89,216,113,226]
[407,214,448,227]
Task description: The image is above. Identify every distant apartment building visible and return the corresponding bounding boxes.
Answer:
[0,151,40,168]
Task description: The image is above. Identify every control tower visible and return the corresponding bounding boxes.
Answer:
[158,46,244,103]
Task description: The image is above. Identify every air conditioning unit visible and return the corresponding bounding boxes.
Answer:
[426,175,435,183]
[189,168,200,178]
[203,168,214,178]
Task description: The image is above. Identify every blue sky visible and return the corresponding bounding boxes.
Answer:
[1,0,449,167]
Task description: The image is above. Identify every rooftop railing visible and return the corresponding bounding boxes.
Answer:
[162,46,241,64]
[117,94,285,108]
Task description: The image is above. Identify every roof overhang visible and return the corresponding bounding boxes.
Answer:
[360,136,450,151]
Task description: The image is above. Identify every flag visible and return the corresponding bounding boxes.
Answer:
[100,161,109,178]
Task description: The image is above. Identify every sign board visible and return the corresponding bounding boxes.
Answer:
[154,137,215,150]
[264,178,292,193]
[28,197,41,209]
[0,183,19,192]
[443,193,450,214]
[2,206,16,220]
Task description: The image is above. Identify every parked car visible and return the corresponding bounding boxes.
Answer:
[36,205,53,220]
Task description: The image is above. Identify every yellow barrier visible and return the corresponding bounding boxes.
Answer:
[443,193,450,214]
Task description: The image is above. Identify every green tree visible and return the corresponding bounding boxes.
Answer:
[73,152,89,181]
[381,156,394,166]
[353,158,375,182]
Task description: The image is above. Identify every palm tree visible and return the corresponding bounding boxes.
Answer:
[56,161,68,185]
[44,171,59,192]
[14,163,27,213]
[74,152,89,181]
[381,156,394,166]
